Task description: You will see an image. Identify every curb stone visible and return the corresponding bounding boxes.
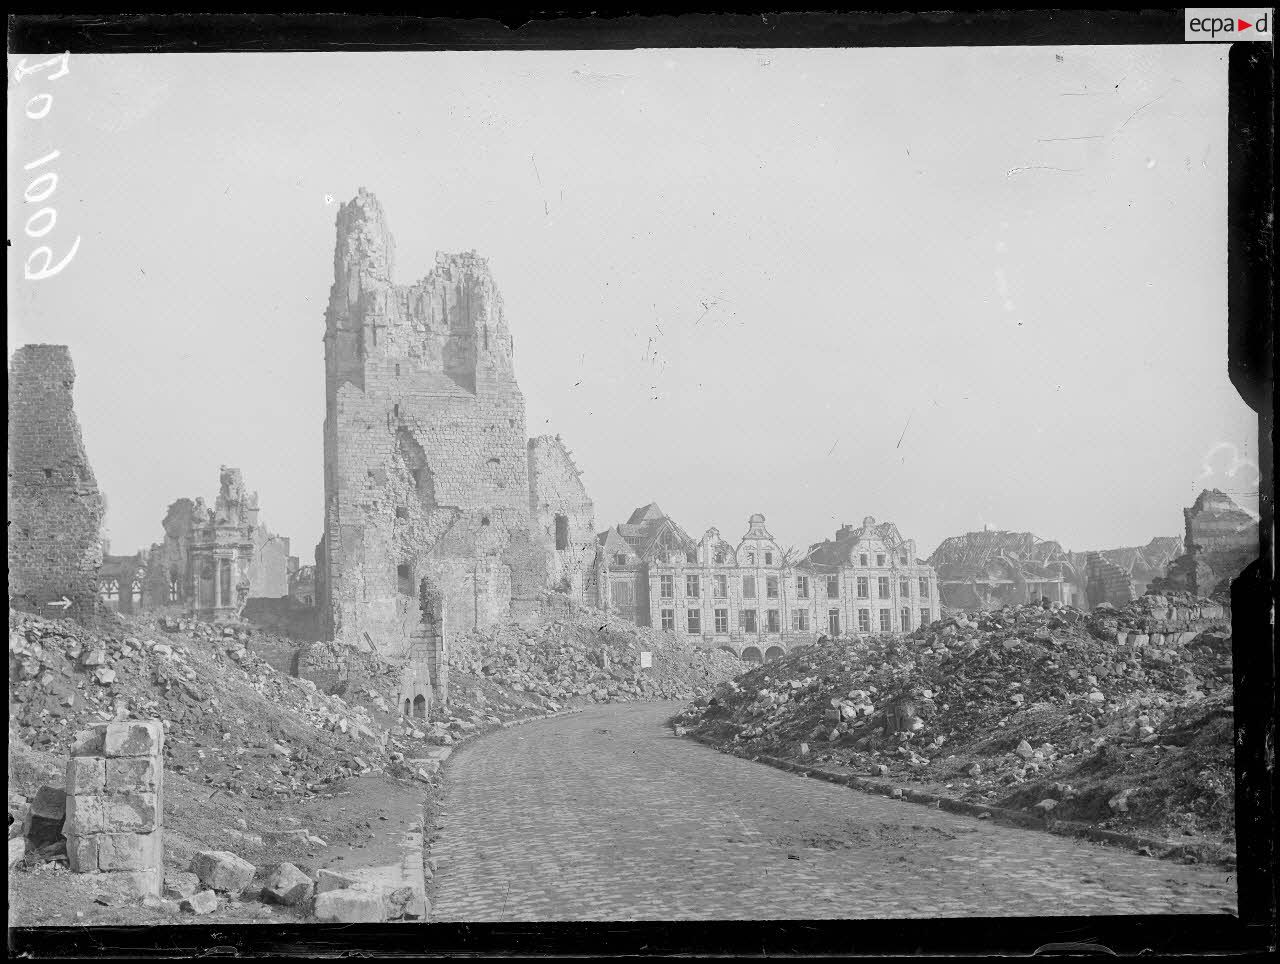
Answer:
[682,729,1234,867]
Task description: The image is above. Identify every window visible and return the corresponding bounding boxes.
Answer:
[395,506,409,520]
[740,609,758,633]
[395,363,401,377]
[919,577,930,599]
[555,514,569,550]
[899,554,908,566]
[876,553,886,567]
[796,576,810,599]
[766,575,778,599]
[878,576,890,599]
[743,575,757,598]
[764,551,773,566]
[614,553,627,566]
[397,564,413,595]
[920,608,931,628]
[826,575,839,598]
[900,578,910,597]
[101,578,119,603]
[714,608,729,634]
[686,574,701,598]
[791,609,810,631]
[828,609,841,635]
[746,552,756,564]
[168,578,180,602]
[901,608,911,631]
[858,608,870,633]
[661,609,675,631]
[714,574,728,598]
[859,553,869,567]
[660,575,674,598]
[714,551,725,564]
[687,609,701,634]
[880,609,892,632]
[686,551,698,564]
[766,609,780,633]
[856,576,869,598]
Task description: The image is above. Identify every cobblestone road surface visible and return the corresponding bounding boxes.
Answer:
[429,702,1236,921]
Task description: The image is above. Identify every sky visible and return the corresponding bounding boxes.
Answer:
[8,46,1260,563]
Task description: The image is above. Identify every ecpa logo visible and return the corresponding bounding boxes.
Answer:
[1185,8,1272,41]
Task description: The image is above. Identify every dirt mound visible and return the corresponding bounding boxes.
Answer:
[675,592,1234,856]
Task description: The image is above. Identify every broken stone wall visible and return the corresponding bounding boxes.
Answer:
[249,526,290,599]
[528,435,596,603]
[7,345,105,617]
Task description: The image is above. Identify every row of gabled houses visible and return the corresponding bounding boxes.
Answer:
[591,504,941,661]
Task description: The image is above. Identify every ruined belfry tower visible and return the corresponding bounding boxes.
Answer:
[318,189,594,704]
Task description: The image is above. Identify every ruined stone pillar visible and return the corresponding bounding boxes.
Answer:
[64,720,165,898]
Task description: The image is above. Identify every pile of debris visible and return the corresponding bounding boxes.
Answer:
[675,592,1234,854]
[447,607,745,713]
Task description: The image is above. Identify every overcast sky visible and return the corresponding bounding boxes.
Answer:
[8,46,1259,562]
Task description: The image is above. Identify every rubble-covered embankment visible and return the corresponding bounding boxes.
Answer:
[673,593,1235,863]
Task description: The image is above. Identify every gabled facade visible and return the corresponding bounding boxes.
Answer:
[595,507,941,663]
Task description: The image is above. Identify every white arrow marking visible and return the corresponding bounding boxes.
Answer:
[46,596,71,609]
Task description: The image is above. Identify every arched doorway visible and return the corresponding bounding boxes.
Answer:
[741,646,763,664]
[403,698,411,716]
[764,645,785,663]
[413,694,427,719]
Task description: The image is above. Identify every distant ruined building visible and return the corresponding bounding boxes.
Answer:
[7,345,106,618]
[97,467,292,619]
[596,507,939,663]
[1154,489,1258,597]
[928,529,1081,610]
[316,189,594,709]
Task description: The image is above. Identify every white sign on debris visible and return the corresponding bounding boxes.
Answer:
[639,651,652,669]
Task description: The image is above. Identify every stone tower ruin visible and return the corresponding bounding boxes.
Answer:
[317,189,594,703]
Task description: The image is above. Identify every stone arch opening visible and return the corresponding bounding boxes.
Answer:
[765,645,785,663]
[413,694,427,718]
[554,513,569,550]
[742,646,763,664]
[719,646,738,656]
[403,698,411,716]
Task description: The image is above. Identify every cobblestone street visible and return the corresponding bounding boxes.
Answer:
[428,702,1237,921]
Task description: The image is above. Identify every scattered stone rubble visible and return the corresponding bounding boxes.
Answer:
[448,607,746,709]
[676,591,1235,857]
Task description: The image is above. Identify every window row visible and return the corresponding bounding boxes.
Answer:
[658,572,931,601]
[661,606,933,635]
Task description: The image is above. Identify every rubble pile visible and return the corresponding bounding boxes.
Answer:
[7,609,444,801]
[447,608,746,712]
[676,592,1235,852]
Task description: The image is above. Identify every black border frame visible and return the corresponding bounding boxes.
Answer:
[6,10,1275,959]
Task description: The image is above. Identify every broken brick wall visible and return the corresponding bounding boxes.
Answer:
[7,345,105,617]
[1085,553,1136,608]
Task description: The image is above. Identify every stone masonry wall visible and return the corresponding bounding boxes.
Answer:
[8,345,105,617]
[64,719,165,898]
[528,435,596,603]
[1085,553,1136,609]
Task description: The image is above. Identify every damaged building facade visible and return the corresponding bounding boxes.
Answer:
[8,345,106,618]
[316,189,594,708]
[595,507,939,662]
[97,468,292,618]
